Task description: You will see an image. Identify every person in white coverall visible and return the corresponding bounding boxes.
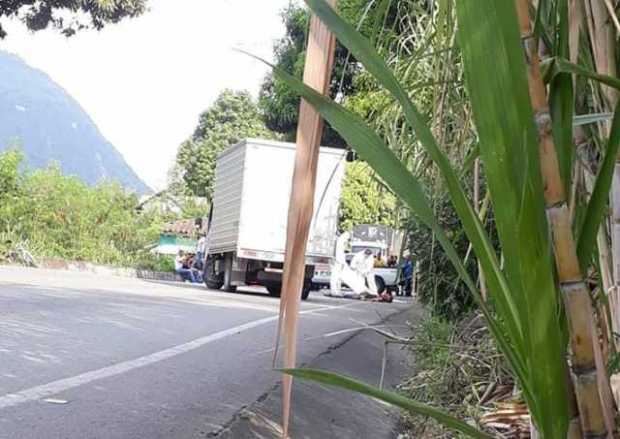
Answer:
[350,248,378,297]
[329,231,350,297]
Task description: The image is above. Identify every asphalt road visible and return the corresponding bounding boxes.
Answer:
[0,266,412,439]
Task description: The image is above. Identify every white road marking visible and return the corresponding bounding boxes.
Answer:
[302,312,330,317]
[309,326,386,339]
[0,302,358,410]
[42,398,68,405]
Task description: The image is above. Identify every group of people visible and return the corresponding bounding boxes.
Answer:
[367,252,413,302]
[174,233,209,284]
[372,254,398,268]
[329,231,414,302]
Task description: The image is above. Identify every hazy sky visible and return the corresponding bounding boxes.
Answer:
[1,0,293,190]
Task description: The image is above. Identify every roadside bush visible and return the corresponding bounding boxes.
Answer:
[401,313,512,438]
[406,177,498,321]
[0,150,172,267]
[134,253,175,272]
[406,195,476,320]
[339,161,398,231]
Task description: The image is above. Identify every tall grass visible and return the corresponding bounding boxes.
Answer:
[266,0,620,437]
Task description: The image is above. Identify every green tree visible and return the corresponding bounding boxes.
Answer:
[258,1,406,144]
[174,89,276,198]
[0,149,22,197]
[259,2,369,145]
[258,4,309,138]
[339,162,398,231]
[0,0,147,38]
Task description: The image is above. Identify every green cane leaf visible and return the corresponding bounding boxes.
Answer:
[281,368,494,439]
[578,102,620,268]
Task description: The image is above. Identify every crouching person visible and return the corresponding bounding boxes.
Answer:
[351,248,378,299]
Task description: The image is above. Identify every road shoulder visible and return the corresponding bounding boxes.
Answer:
[213,305,421,438]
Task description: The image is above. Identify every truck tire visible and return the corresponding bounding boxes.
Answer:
[266,281,311,300]
[301,281,311,301]
[266,283,281,297]
[204,257,223,290]
[206,279,224,290]
[222,253,237,293]
[374,276,386,295]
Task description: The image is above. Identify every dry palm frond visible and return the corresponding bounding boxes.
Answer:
[276,2,337,437]
[480,401,530,439]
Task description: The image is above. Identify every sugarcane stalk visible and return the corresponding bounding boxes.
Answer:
[584,155,617,387]
[584,0,619,110]
[584,1,619,312]
[514,0,608,436]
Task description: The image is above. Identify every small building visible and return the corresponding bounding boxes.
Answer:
[154,218,207,255]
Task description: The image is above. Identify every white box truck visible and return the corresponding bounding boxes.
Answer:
[203,138,346,300]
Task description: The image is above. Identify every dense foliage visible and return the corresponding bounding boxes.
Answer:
[278,0,620,437]
[339,161,398,231]
[259,0,387,146]
[258,4,310,139]
[0,150,170,267]
[336,0,475,318]
[406,195,477,319]
[0,0,147,38]
[173,90,276,198]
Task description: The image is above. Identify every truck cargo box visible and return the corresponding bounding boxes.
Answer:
[208,138,345,264]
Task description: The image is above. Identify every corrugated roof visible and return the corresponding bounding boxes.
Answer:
[161,218,207,237]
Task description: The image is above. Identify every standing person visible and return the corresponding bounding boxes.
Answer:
[329,231,350,297]
[175,250,198,283]
[195,233,208,270]
[401,255,413,297]
[351,248,378,298]
[388,255,397,268]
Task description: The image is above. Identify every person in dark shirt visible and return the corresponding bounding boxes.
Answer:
[387,255,398,267]
[400,255,413,296]
[175,250,199,283]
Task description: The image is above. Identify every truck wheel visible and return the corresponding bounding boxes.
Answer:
[204,257,223,290]
[374,276,386,294]
[206,279,224,290]
[222,253,237,292]
[301,281,311,301]
[266,283,281,297]
[267,283,311,300]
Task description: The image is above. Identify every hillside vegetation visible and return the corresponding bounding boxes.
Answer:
[0,150,168,268]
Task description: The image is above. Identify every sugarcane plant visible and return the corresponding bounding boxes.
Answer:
[246,0,620,437]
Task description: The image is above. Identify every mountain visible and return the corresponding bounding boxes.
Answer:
[0,51,150,194]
